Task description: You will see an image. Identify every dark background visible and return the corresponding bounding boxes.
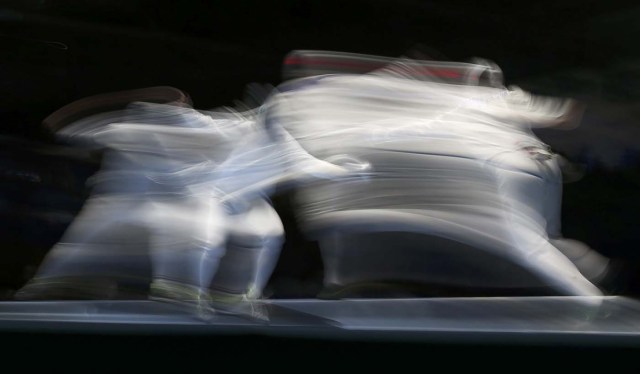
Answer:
[1,0,639,297]
[3,0,639,132]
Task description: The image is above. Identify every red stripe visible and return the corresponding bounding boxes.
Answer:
[284,56,463,78]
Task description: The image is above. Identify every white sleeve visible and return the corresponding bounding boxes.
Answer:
[498,86,586,129]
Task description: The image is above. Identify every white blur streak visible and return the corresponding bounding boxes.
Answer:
[19,99,364,319]
[268,54,609,298]
[17,51,612,325]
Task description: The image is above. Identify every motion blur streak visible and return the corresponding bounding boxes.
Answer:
[16,94,365,320]
[270,51,608,299]
[14,51,611,323]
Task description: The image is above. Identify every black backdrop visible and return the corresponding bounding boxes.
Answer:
[3,0,639,129]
